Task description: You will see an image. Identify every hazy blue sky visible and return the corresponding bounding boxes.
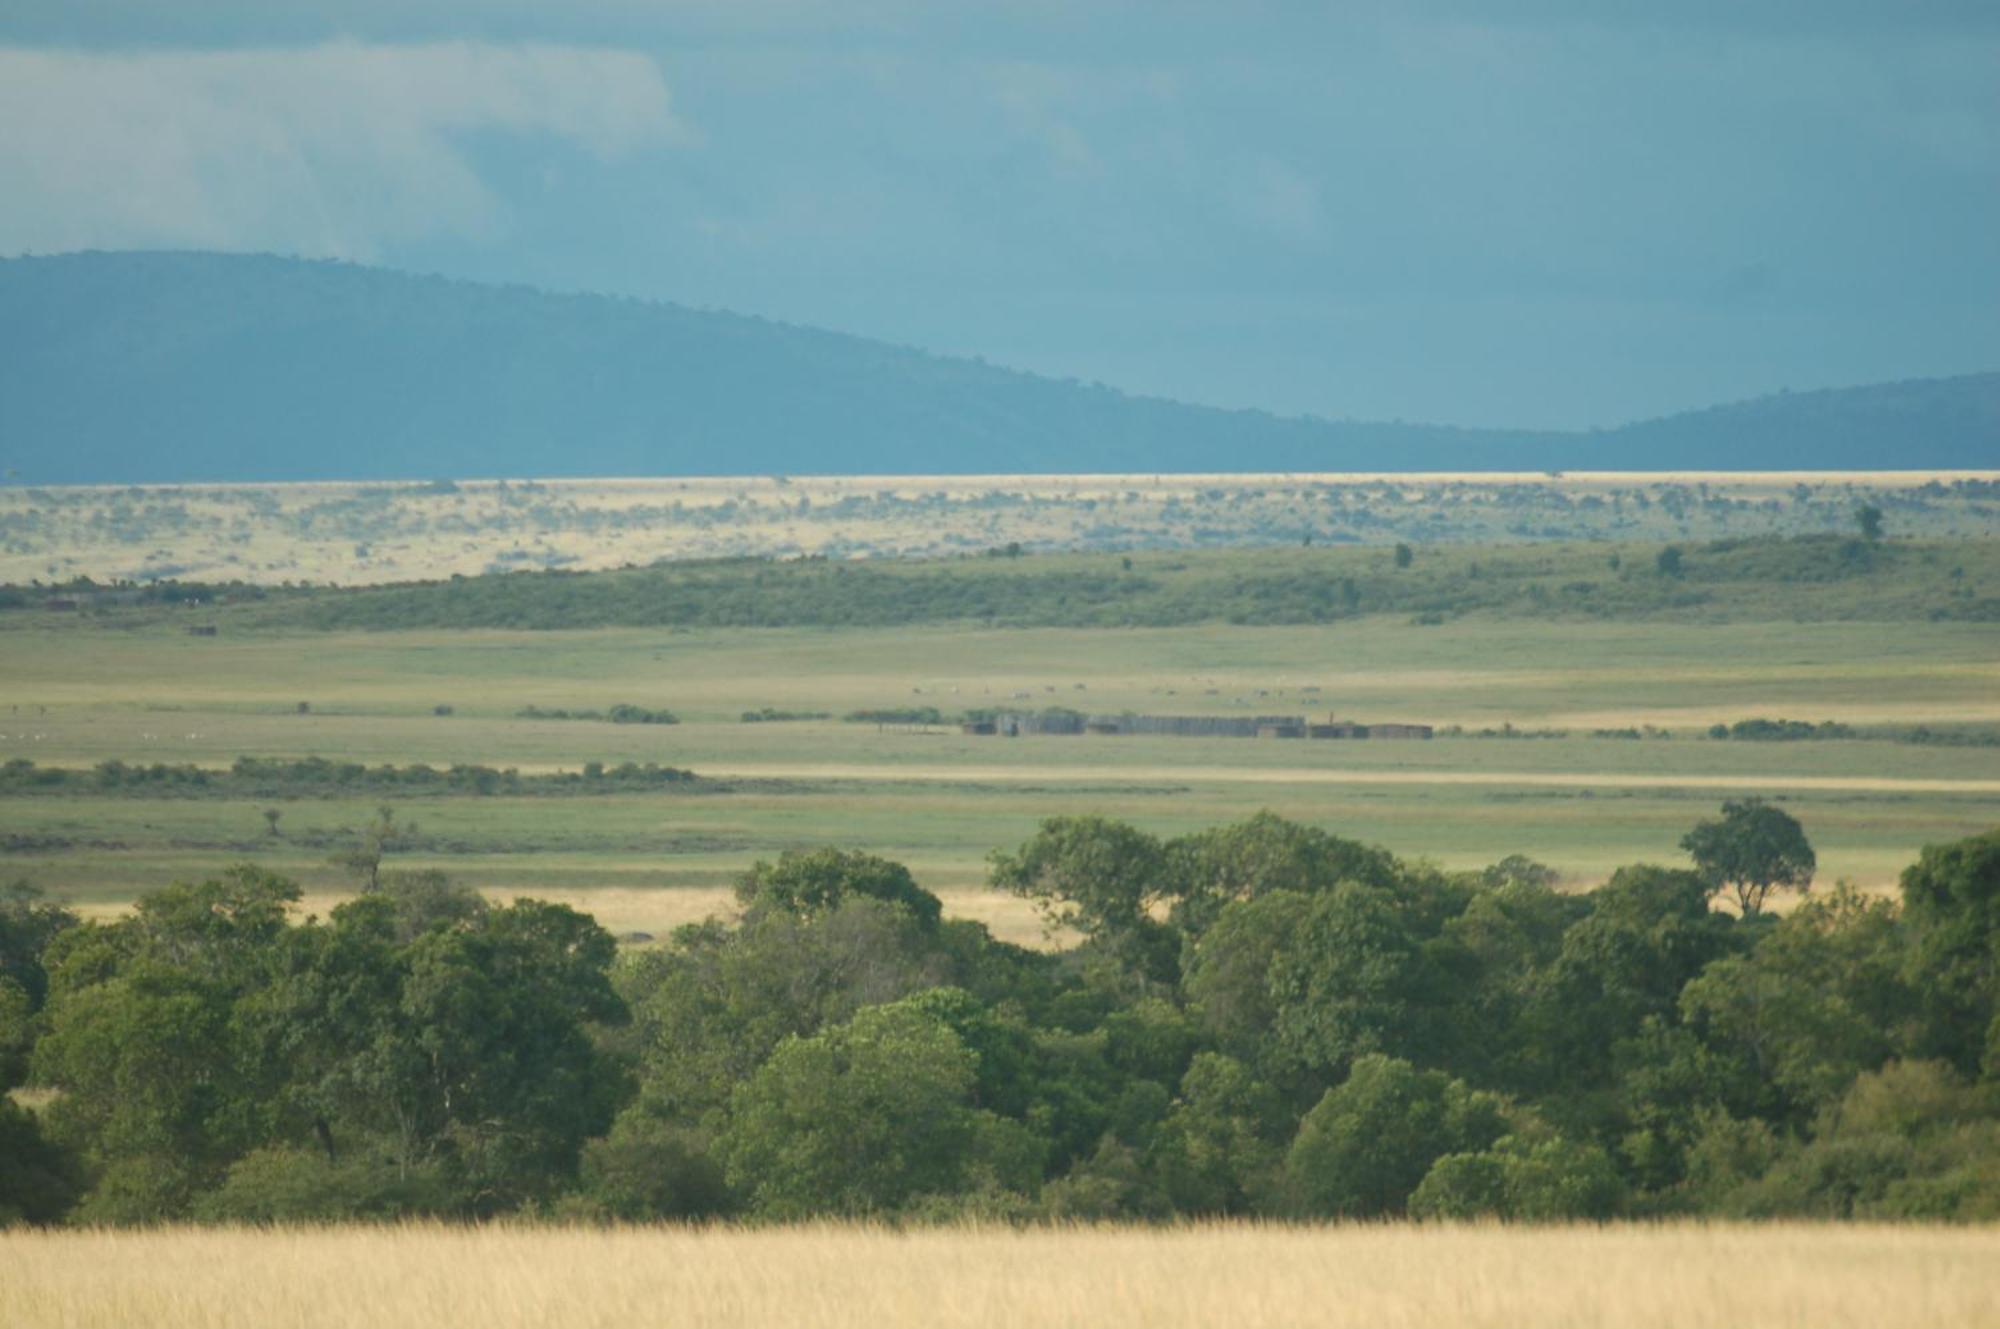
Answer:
[2,3,1994,429]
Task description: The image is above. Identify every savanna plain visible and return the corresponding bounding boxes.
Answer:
[4,475,1999,1326]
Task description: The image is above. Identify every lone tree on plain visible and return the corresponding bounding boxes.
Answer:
[332,805,416,890]
[1680,798,1815,916]
[1854,503,1884,541]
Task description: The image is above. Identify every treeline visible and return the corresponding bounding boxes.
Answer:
[6,535,1996,631]
[517,704,679,726]
[0,575,291,612]
[4,812,1997,1227]
[0,757,698,799]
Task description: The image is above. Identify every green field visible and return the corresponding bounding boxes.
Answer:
[5,547,1996,941]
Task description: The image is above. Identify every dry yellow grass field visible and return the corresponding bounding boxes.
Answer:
[4,1222,1997,1329]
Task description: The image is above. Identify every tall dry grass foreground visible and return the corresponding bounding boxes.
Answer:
[4,1221,1998,1329]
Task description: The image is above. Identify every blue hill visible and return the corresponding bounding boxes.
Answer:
[1,251,1992,482]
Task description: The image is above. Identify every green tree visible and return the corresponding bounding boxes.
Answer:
[617,896,951,1126]
[1678,883,1912,1119]
[1182,890,1313,1067]
[0,879,78,1014]
[573,1112,732,1221]
[1708,1060,2000,1219]
[36,866,626,1221]
[1149,1053,1289,1215]
[1681,799,1816,916]
[990,817,1178,988]
[718,997,1036,1218]
[1163,812,1397,935]
[331,805,416,890]
[34,956,255,1220]
[0,1096,80,1226]
[0,880,78,1094]
[1529,865,1733,1100]
[1434,872,1589,1094]
[1897,829,2000,1077]
[1282,1054,1507,1217]
[1394,542,1414,568]
[1854,503,1885,541]
[31,867,299,1221]
[990,816,1167,942]
[735,847,942,930]
[285,896,626,1209]
[1265,881,1454,1078]
[1656,545,1684,577]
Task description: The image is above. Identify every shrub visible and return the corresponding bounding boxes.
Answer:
[1411,1133,1625,1221]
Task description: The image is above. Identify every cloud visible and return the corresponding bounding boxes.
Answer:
[0,41,686,258]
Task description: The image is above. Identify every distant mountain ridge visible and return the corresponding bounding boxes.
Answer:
[1,251,1993,483]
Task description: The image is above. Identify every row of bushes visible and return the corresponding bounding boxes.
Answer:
[1708,718,1856,741]
[516,704,679,725]
[843,707,947,725]
[0,757,698,799]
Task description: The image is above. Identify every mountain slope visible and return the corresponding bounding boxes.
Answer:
[0,251,1992,482]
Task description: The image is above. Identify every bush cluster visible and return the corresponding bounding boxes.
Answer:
[516,704,679,725]
[1708,717,1856,741]
[842,707,946,726]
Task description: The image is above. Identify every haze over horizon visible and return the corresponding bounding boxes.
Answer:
[3,3,1995,435]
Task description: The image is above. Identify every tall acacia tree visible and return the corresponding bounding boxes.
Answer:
[1681,799,1815,917]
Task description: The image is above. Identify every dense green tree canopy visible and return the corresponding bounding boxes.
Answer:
[6,815,1999,1228]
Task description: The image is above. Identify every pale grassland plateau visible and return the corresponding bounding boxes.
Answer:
[4,1221,1998,1329]
[5,469,1995,585]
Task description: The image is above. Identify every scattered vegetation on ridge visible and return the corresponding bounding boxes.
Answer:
[5,534,1997,633]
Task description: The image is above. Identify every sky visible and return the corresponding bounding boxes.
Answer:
[1,2,1994,430]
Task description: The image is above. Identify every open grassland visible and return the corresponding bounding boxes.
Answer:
[2,620,1996,933]
[8,617,2000,728]
[4,541,1995,929]
[6,470,1995,585]
[5,1221,1999,1329]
